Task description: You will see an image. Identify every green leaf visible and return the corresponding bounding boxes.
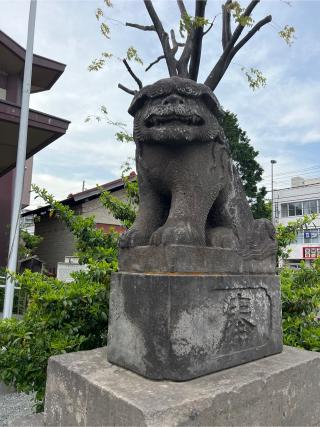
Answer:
[226,1,254,27]
[241,67,267,90]
[88,58,106,72]
[126,47,143,65]
[100,22,111,39]
[95,8,103,20]
[279,25,295,46]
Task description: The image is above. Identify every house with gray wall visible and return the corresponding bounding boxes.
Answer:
[22,174,134,274]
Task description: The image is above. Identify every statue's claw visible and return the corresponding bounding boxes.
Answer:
[150,220,204,246]
[119,228,150,248]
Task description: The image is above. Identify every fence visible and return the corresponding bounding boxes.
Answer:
[0,275,28,317]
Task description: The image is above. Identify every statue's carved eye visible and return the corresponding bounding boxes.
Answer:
[162,94,184,106]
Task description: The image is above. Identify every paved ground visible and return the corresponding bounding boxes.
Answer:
[0,391,34,426]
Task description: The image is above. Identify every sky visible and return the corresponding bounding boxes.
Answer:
[1,0,320,206]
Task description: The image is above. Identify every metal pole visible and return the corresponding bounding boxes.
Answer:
[271,160,277,225]
[3,0,37,318]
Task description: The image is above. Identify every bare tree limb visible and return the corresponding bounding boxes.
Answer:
[170,29,184,53]
[205,0,263,90]
[145,55,165,71]
[126,22,155,31]
[144,0,177,76]
[118,83,137,95]
[176,0,193,77]
[219,15,272,82]
[189,0,207,81]
[122,59,143,89]
[203,18,216,36]
[222,0,232,49]
[177,0,187,17]
[228,0,260,49]
[231,15,272,56]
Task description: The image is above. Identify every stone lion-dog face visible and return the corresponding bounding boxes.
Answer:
[129,77,223,144]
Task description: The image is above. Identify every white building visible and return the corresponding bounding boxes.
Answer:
[274,176,320,267]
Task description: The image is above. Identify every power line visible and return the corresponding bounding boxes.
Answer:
[266,191,320,201]
[270,172,320,184]
[263,165,320,180]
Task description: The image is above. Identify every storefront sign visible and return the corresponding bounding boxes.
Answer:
[304,230,318,239]
[303,247,320,259]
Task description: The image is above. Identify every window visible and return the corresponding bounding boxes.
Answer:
[0,87,6,100]
[303,200,317,214]
[281,204,288,217]
[288,202,302,216]
[295,202,303,216]
[282,199,320,217]
[288,203,295,216]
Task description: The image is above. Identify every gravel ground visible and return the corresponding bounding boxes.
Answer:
[0,392,35,426]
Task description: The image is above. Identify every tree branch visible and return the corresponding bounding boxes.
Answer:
[118,83,137,95]
[126,22,155,31]
[176,0,193,77]
[228,0,260,49]
[189,0,207,81]
[177,0,187,17]
[122,59,143,89]
[144,0,177,76]
[203,18,216,36]
[204,0,263,90]
[231,15,272,56]
[170,29,184,53]
[222,0,232,50]
[145,55,165,71]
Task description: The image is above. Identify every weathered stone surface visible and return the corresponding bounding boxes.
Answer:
[9,413,44,427]
[44,346,320,426]
[119,77,276,267]
[107,272,282,380]
[119,245,276,274]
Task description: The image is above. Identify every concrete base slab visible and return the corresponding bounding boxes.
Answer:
[44,346,320,426]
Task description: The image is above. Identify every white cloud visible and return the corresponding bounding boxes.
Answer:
[1,0,320,202]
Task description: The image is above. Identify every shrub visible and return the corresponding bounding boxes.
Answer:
[0,270,109,410]
[281,260,320,351]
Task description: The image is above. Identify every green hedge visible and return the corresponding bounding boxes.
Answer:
[0,270,108,411]
[281,260,320,351]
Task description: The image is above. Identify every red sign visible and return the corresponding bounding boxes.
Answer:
[303,247,320,259]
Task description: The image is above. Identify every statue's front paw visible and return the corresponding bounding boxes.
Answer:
[119,228,149,248]
[150,220,204,246]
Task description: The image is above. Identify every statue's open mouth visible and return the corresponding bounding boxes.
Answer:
[145,113,204,128]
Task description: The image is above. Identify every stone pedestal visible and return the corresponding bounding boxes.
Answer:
[107,272,282,380]
[43,346,320,426]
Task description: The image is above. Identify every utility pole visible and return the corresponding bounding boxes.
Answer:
[3,0,37,318]
[271,160,277,225]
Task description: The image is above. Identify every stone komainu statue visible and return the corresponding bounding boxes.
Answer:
[107,2,282,383]
[120,77,276,267]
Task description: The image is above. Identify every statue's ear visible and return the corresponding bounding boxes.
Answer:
[210,93,225,119]
[128,92,146,117]
[200,91,225,121]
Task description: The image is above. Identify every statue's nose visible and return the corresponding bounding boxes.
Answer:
[162,94,184,106]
